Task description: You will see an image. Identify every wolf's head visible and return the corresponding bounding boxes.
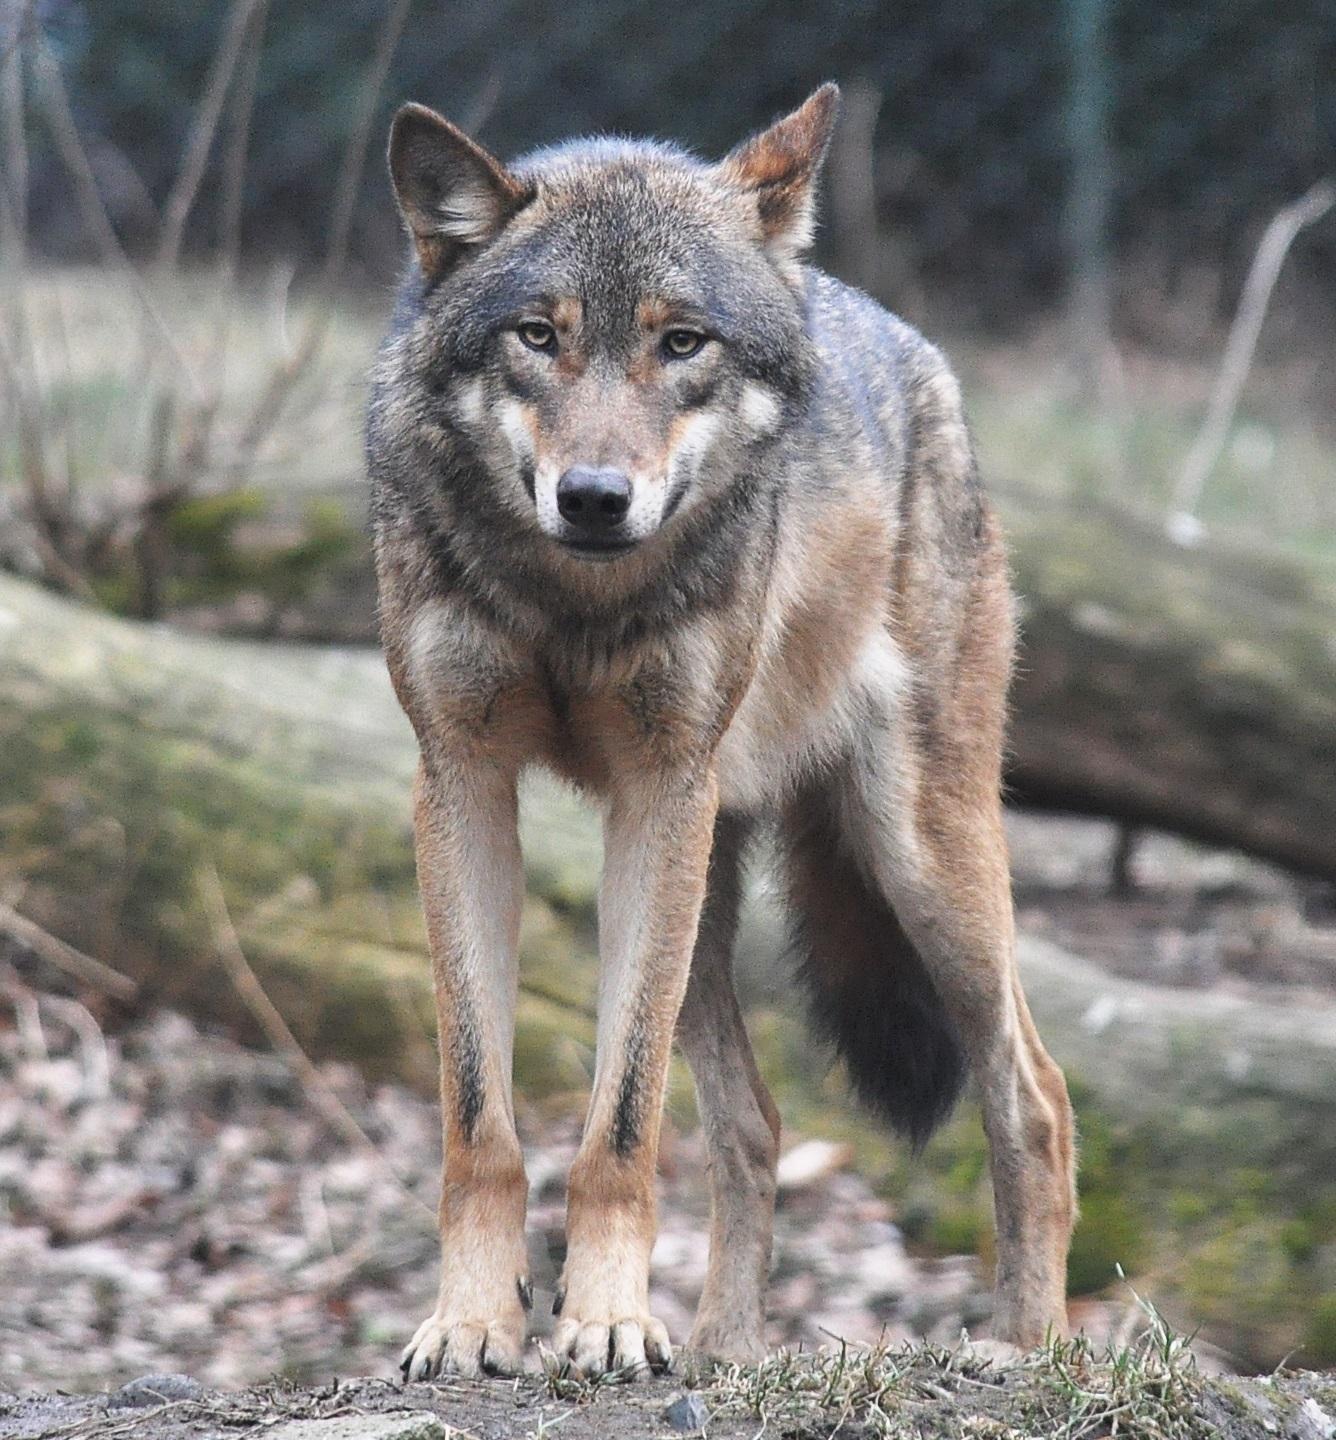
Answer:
[379,86,838,570]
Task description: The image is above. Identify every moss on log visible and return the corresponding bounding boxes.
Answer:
[1004,494,1336,879]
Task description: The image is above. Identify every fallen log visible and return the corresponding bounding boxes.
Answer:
[1003,493,1336,880]
[3,567,1335,1115]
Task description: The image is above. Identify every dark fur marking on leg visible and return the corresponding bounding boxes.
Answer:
[452,997,486,1143]
[610,1025,647,1156]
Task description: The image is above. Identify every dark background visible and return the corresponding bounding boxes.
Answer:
[24,0,1336,332]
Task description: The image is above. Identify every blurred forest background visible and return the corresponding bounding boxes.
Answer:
[2,0,1336,1393]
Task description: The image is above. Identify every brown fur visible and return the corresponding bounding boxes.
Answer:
[373,85,1077,1381]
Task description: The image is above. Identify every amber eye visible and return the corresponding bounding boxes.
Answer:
[663,329,706,359]
[517,320,557,353]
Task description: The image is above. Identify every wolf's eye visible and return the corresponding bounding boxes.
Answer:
[663,329,706,360]
[517,320,557,353]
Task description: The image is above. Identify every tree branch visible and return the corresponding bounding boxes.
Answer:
[1167,178,1335,540]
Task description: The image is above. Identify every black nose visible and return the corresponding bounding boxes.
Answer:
[556,466,631,531]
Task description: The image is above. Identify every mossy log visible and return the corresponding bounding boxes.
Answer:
[4,571,1336,1364]
[4,566,1336,1119]
[1003,494,1336,880]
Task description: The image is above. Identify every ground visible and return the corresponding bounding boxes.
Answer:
[3,1348,1336,1439]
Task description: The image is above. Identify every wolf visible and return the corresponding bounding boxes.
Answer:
[367,83,1077,1381]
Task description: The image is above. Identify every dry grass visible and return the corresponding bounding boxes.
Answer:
[0,0,408,617]
[2,266,380,500]
[953,331,1336,555]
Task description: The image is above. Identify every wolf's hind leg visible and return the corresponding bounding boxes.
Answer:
[835,720,1077,1347]
[676,814,779,1365]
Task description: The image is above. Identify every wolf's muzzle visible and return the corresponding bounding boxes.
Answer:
[556,466,636,555]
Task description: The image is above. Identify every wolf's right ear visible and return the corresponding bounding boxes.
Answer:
[388,103,529,279]
[719,83,841,278]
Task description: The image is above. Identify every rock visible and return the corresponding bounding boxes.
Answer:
[268,1416,446,1440]
[106,1373,203,1408]
[1295,1398,1336,1440]
[662,1391,709,1433]
[776,1140,852,1191]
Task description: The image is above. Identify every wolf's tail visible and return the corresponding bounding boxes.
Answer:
[781,798,966,1151]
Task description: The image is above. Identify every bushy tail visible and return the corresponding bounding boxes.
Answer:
[782,801,966,1151]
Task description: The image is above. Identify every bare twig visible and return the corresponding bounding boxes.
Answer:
[320,0,411,290]
[39,990,113,1099]
[32,39,203,398]
[47,284,81,504]
[209,0,269,400]
[155,0,267,274]
[132,393,179,618]
[197,863,434,1219]
[218,0,268,290]
[0,899,138,999]
[0,33,57,546]
[0,297,56,539]
[0,0,36,73]
[132,0,267,469]
[231,0,410,472]
[0,2,29,258]
[1167,178,1335,540]
[14,514,98,599]
[0,962,48,1059]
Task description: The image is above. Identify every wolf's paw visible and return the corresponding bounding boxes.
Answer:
[683,1318,766,1368]
[400,1296,527,1380]
[549,1311,672,1378]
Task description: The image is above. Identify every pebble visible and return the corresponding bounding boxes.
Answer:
[268,1417,446,1440]
[662,1391,709,1433]
[106,1372,204,1408]
[776,1139,853,1190]
[1295,1398,1336,1440]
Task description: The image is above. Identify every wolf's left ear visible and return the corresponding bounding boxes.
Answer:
[719,83,841,272]
[388,103,529,279]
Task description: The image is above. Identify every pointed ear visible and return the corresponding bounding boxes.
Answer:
[388,103,529,279]
[719,83,841,270]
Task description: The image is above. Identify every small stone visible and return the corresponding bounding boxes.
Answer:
[268,1416,447,1440]
[107,1372,204,1408]
[776,1139,853,1191]
[1295,1398,1336,1440]
[663,1391,709,1433]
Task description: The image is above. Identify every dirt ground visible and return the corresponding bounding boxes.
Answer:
[0,973,1004,1391]
[3,1354,1335,1439]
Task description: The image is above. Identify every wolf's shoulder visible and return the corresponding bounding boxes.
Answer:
[804,271,954,393]
[800,270,965,461]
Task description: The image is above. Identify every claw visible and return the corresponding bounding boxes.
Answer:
[550,1314,673,1380]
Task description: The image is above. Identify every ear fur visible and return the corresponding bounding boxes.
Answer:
[719,83,841,272]
[388,103,529,278]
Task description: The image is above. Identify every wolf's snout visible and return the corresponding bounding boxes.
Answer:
[556,466,631,532]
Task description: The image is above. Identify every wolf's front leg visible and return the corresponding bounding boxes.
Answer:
[553,767,720,1377]
[401,759,530,1380]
